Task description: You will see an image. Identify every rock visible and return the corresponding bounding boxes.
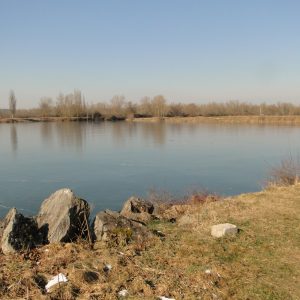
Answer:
[120,196,155,223]
[1,208,42,254]
[93,209,147,243]
[211,223,238,238]
[82,271,99,283]
[36,188,90,243]
[121,197,154,214]
[152,229,165,238]
[162,204,189,222]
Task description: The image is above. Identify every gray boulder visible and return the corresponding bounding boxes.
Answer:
[36,188,90,243]
[1,208,42,255]
[120,197,155,223]
[93,209,147,243]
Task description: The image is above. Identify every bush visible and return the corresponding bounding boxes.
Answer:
[269,156,300,186]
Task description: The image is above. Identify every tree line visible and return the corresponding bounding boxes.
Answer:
[2,90,300,119]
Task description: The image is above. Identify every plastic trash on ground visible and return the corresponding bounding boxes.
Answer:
[118,289,129,297]
[45,273,68,292]
[103,264,112,272]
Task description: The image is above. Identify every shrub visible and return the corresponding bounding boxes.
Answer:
[269,155,300,186]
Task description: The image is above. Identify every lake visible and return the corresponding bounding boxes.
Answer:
[0,121,299,218]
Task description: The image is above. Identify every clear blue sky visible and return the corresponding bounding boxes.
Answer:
[0,0,299,108]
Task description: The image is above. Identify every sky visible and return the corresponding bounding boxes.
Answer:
[0,0,299,108]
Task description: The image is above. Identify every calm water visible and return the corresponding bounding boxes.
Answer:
[0,121,299,218]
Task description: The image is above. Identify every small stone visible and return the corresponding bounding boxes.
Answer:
[211,223,238,238]
[205,269,212,274]
[152,230,165,238]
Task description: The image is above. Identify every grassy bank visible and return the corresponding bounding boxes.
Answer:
[131,115,300,125]
[0,184,299,299]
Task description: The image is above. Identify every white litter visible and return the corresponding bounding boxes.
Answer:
[118,289,129,297]
[104,264,112,272]
[205,269,212,274]
[45,273,68,292]
[158,297,175,300]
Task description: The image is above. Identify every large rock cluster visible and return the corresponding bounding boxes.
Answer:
[0,190,176,255]
[0,188,239,255]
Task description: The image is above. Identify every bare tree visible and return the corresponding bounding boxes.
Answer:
[39,97,53,117]
[152,95,168,117]
[9,90,17,119]
[73,89,84,118]
[138,96,152,116]
[110,95,126,116]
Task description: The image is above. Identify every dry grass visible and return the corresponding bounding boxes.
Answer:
[0,184,299,299]
[130,115,300,125]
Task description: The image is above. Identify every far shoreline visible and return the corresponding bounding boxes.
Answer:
[1,115,300,125]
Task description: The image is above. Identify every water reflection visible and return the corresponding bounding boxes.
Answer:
[111,122,128,145]
[34,121,204,150]
[139,122,166,146]
[55,122,87,152]
[110,121,167,146]
[40,122,53,145]
[10,124,18,155]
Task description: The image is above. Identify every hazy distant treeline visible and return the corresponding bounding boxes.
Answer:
[2,90,300,118]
